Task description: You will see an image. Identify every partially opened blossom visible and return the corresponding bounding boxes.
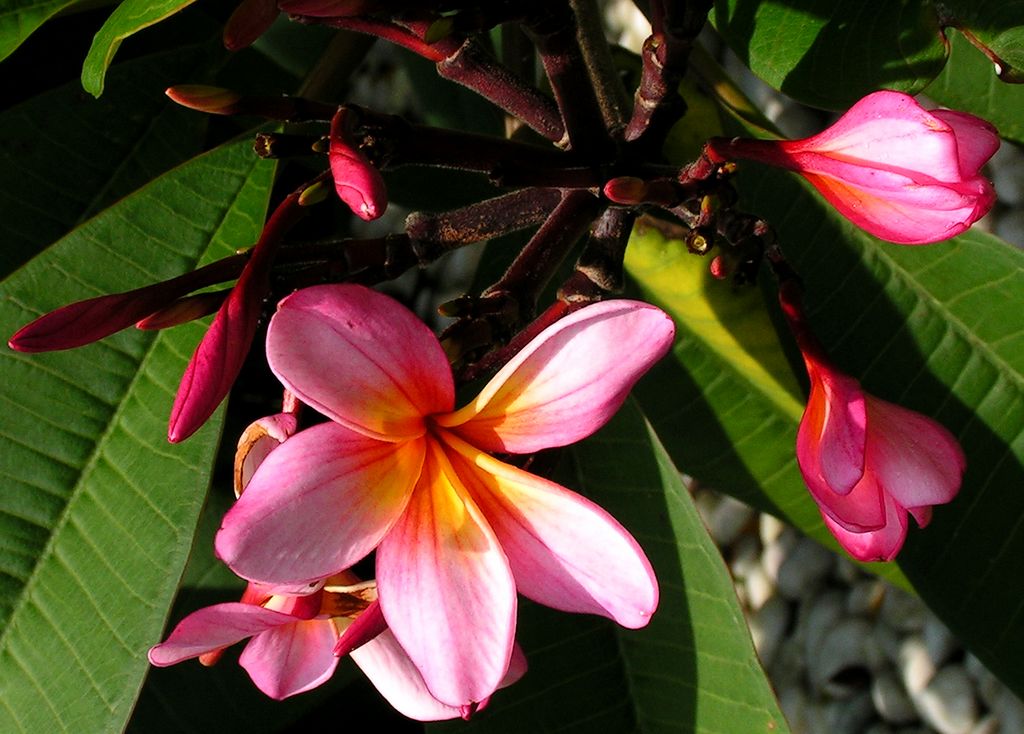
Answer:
[779,281,965,561]
[215,284,674,708]
[706,90,999,244]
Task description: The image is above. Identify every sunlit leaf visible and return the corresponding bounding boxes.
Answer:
[0,138,274,732]
[81,0,199,97]
[711,0,946,109]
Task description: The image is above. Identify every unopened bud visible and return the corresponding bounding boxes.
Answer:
[329,108,388,221]
[166,85,243,115]
[709,255,728,279]
[603,176,647,205]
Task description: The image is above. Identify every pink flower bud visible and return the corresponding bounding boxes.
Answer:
[779,282,965,560]
[165,85,244,115]
[708,91,999,244]
[329,108,388,221]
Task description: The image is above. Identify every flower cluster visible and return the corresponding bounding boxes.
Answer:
[149,284,675,714]
[5,0,991,717]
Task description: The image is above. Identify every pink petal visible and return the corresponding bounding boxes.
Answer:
[864,396,966,510]
[267,285,454,442]
[821,492,908,562]
[441,430,657,628]
[148,603,300,666]
[216,423,424,585]
[329,108,388,221]
[438,300,674,453]
[239,618,339,699]
[800,171,994,245]
[376,440,516,708]
[796,362,868,495]
[931,109,1000,175]
[785,91,967,183]
[350,629,463,721]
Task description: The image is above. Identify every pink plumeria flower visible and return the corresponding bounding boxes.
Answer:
[148,576,507,718]
[779,282,965,561]
[706,90,999,244]
[215,283,675,709]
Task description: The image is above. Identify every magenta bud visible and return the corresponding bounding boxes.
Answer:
[10,283,185,353]
[329,108,388,221]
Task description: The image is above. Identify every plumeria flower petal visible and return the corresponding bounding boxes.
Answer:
[437,299,675,453]
[441,430,657,627]
[266,285,453,442]
[376,440,517,708]
[707,90,999,244]
[217,422,425,585]
[239,617,340,699]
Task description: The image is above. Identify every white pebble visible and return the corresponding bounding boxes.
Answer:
[749,594,790,668]
[778,685,813,734]
[822,691,876,734]
[990,688,1024,733]
[744,563,775,612]
[761,527,799,583]
[759,513,787,546]
[809,618,877,698]
[880,588,926,633]
[846,578,887,617]
[922,614,959,669]
[776,537,835,601]
[872,669,918,725]
[913,665,978,734]
[994,209,1024,249]
[873,619,904,665]
[801,590,846,663]
[728,534,761,580]
[706,494,755,546]
[898,635,936,694]
[990,142,1024,207]
[967,714,1001,734]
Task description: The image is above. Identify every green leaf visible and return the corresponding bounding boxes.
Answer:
[0,138,275,732]
[711,0,947,109]
[433,400,789,733]
[937,0,1024,80]
[0,45,217,279]
[81,0,199,97]
[924,29,1024,146]
[630,159,1024,697]
[0,0,81,61]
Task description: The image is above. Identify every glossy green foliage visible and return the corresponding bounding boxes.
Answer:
[0,139,274,732]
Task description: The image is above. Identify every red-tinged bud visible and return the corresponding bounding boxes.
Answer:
[329,107,388,221]
[224,0,279,50]
[709,255,728,280]
[166,85,244,115]
[168,193,305,443]
[136,290,227,330]
[602,176,647,205]
[9,287,179,353]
